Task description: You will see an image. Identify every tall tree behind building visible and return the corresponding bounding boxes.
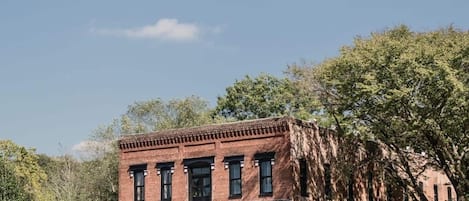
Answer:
[74,96,217,201]
[291,25,469,201]
[214,73,321,121]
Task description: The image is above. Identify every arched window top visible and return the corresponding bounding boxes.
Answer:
[183,156,214,167]
[254,152,275,160]
[129,164,147,171]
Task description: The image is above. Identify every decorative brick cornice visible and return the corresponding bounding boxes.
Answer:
[119,117,293,151]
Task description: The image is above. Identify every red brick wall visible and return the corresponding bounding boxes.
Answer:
[119,129,294,201]
[119,117,455,201]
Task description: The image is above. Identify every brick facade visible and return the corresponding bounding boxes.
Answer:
[118,117,455,201]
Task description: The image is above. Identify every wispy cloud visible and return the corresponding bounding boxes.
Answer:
[92,18,221,42]
[72,140,112,159]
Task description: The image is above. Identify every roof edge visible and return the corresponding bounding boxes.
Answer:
[118,116,296,151]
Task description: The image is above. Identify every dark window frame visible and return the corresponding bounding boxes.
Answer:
[324,164,332,201]
[299,159,308,196]
[184,157,214,201]
[367,171,373,201]
[447,187,452,201]
[157,162,174,201]
[189,165,211,201]
[129,164,147,201]
[161,168,172,201]
[229,162,242,198]
[255,152,275,196]
[433,184,438,201]
[347,171,354,201]
[224,155,243,199]
[259,160,273,196]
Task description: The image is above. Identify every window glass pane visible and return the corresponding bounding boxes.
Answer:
[230,163,240,179]
[367,171,373,201]
[203,177,211,187]
[447,187,452,201]
[163,185,171,199]
[192,167,202,175]
[162,170,171,184]
[325,164,332,200]
[261,161,271,176]
[203,187,211,196]
[230,179,241,195]
[135,171,144,186]
[193,167,210,175]
[190,166,211,199]
[262,177,272,193]
[136,187,143,200]
[192,184,202,198]
[300,159,307,196]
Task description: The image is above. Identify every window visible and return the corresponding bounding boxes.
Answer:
[135,171,145,201]
[418,182,423,192]
[324,164,332,200]
[367,171,373,201]
[129,164,147,201]
[224,155,243,198]
[255,152,275,196]
[260,160,272,195]
[184,156,214,201]
[447,187,452,201]
[229,162,242,197]
[190,166,211,201]
[157,162,174,201]
[299,159,308,196]
[347,172,354,201]
[161,169,172,201]
[433,185,438,201]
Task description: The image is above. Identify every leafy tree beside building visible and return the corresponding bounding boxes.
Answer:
[214,73,320,121]
[292,25,469,201]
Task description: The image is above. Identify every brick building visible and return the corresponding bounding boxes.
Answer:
[118,117,455,201]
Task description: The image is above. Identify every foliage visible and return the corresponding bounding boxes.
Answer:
[214,73,320,121]
[295,25,469,200]
[0,140,52,201]
[38,154,81,201]
[125,95,217,132]
[60,96,218,201]
[0,156,28,201]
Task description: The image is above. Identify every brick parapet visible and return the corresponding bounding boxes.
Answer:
[119,117,292,152]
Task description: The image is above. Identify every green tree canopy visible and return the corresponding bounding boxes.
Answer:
[68,96,217,201]
[214,73,319,120]
[294,25,469,200]
[124,95,216,133]
[0,140,52,201]
[0,155,28,201]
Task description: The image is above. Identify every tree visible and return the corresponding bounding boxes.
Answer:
[38,154,81,201]
[293,25,469,200]
[126,95,216,132]
[214,73,320,121]
[73,96,217,201]
[0,156,28,201]
[0,140,52,201]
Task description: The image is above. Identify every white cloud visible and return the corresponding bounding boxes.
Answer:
[93,18,205,41]
[72,140,112,158]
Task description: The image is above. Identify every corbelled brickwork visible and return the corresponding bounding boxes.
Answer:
[119,117,295,201]
[119,117,455,201]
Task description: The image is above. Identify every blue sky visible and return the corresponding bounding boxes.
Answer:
[1,0,468,156]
